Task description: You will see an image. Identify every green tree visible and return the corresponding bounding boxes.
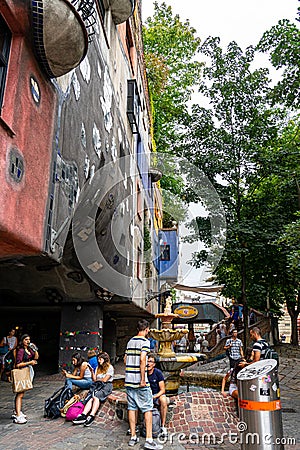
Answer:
[178,37,284,341]
[143,2,202,154]
[257,19,300,109]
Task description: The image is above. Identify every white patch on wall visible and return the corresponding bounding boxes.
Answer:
[84,155,90,179]
[56,70,74,94]
[130,223,134,237]
[130,158,136,178]
[127,251,130,266]
[81,123,86,148]
[111,136,117,162]
[72,72,81,100]
[93,123,101,158]
[123,172,127,189]
[89,164,95,184]
[118,127,123,144]
[105,139,109,154]
[87,261,103,272]
[100,67,113,133]
[80,57,91,83]
[97,62,102,79]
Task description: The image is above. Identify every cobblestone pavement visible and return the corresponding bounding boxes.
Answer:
[0,354,299,450]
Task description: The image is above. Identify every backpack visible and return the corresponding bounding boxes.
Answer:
[264,346,279,366]
[4,349,16,371]
[65,401,85,421]
[60,394,80,418]
[140,408,161,438]
[257,339,279,366]
[44,386,73,419]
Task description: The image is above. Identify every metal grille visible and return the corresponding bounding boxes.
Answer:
[71,0,97,42]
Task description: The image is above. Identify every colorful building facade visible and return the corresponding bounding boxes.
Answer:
[0,0,163,370]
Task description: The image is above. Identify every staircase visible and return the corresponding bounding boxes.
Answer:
[202,310,271,362]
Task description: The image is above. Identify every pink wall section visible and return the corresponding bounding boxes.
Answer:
[0,10,57,258]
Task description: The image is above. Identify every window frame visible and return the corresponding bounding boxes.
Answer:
[0,15,12,111]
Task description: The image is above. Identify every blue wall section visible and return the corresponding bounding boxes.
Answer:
[158,229,179,281]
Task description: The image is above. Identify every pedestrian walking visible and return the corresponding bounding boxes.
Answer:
[219,320,227,339]
[224,329,244,369]
[250,327,270,362]
[0,328,18,382]
[124,319,163,449]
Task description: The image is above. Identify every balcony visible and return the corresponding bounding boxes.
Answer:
[110,0,136,25]
[31,0,96,78]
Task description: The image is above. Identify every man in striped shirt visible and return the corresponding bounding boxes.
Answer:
[124,320,163,449]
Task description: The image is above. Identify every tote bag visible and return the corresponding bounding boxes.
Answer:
[11,367,33,393]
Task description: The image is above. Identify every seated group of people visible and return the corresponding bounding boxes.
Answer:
[62,350,114,427]
[62,349,170,435]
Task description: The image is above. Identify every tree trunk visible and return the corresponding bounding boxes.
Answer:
[241,251,249,348]
[286,292,300,345]
[287,307,299,345]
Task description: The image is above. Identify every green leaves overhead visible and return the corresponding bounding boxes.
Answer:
[257,19,300,108]
[143,2,202,152]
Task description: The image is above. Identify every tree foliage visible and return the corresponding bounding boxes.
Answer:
[143,2,202,153]
[176,32,300,343]
[257,19,300,109]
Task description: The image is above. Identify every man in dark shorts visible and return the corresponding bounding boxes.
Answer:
[147,353,168,437]
[124,320,163,449]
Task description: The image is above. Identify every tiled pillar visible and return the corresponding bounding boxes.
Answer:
[59,303,103,370]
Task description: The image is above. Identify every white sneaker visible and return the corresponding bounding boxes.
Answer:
[160,426,168,436]
[12,411,26,419]
[144,441,163,450]
[13,415,27,424]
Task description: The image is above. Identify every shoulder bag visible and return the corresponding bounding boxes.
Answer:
[11,367,33,393]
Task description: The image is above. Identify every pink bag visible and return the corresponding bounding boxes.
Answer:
[65,402,85,421]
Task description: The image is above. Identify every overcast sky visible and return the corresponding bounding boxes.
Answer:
[142,1,299,288]
[142,0,299,50]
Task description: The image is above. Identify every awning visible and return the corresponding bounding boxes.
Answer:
[173,284,224,294]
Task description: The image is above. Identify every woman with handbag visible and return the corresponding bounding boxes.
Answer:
[72,352,114,427]
[62,352,93,391]
[13,334,39,424]
[0,328,18,381]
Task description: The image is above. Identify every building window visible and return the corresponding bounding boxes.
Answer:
[160,244,170,261]
[0,15,12,110]
[125,20,134,73]
[9,149,24,183]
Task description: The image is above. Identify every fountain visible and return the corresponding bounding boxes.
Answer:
[149,297,206,395]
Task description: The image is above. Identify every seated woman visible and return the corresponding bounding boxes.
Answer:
[221,358,245,399]
[73,352,114,427]
[62,352,92,391]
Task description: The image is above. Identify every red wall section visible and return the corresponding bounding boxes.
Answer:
[0,29,57,257]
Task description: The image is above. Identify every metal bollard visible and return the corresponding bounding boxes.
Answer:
[237,359,284,449]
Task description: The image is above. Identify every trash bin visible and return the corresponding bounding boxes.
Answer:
[237,359,284,449]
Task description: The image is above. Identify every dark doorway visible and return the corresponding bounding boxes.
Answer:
[0,307,61,374]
